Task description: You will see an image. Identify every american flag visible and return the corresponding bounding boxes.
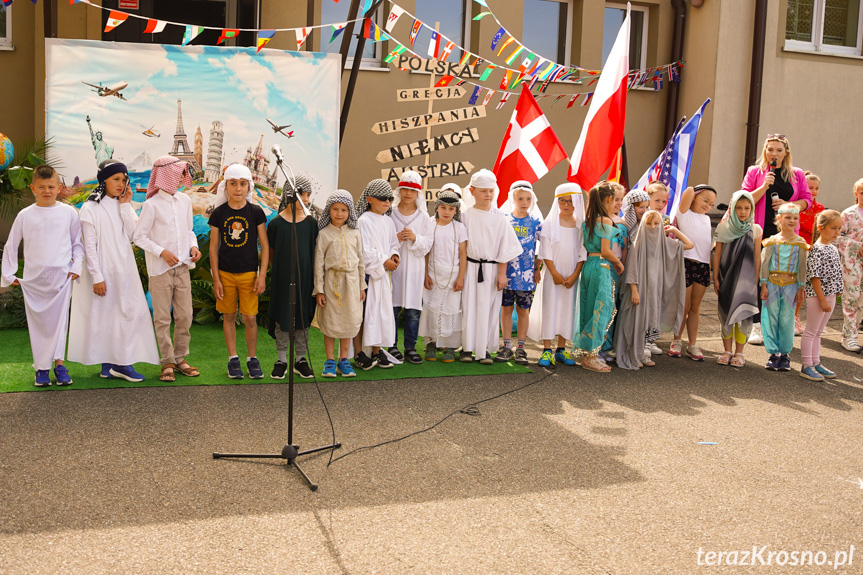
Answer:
[632,98,712,219]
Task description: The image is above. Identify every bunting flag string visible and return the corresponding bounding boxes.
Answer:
[380,0,684,95]
[69,0,364,44]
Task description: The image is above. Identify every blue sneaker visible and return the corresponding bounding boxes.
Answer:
[765,355,779,371]
[799,365,824,381]
[35,370,51,387]
[227,357,244,379]
[337,358,356,377]
[538,349,555,367]
[100,363,115,378]
[322,359,337,378]
[54,365,73,386]
[109,365,145,382]
[814,364,836,379]
[777,354,791,372]
[554,349,577,366]
[247,357,264,379]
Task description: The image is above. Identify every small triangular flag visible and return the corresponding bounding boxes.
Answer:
[295,27,311,49]
[183,25,205,45]
[143,19,168,34]
[257,30,276,53]
[217,29,239,45]
[104,10,128,33]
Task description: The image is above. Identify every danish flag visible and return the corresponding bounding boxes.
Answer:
[493,85,568,207]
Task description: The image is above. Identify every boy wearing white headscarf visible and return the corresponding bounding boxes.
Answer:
[390,171,434,364]
[207,163,270,380]
[498,181,543,365]
[460,169,523,364]
[134,156,202,382]
[527,183,586,367]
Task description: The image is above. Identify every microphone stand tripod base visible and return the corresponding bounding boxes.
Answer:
[212,441,342,492]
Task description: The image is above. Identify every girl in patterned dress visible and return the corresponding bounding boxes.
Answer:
[800,210,844,380]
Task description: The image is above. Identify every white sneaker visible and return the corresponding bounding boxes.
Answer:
[749,323,763,345]
[842,339,862,352]
[648,343,663,355]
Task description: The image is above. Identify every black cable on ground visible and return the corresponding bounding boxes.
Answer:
[326,368,556,465]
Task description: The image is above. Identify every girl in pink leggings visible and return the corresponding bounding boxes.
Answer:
[800,210,844,381]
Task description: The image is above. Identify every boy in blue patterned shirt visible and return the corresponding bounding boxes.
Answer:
[498,181,542,365]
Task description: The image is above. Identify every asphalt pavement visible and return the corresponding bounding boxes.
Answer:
[1,291,862,574]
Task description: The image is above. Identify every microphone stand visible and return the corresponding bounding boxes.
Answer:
[213,155,340,491]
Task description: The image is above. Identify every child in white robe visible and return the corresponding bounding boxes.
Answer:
[460,169,523,364]
[68,160,159,381]
[528,183,586,367]
[133,156,203,382]
[390,170,434,364]
[419,190,467,362]
[1,165,84,387]
[354,179,400,370]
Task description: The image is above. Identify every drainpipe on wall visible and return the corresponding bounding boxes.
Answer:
[743,0,768,173]
[664,0,686,142]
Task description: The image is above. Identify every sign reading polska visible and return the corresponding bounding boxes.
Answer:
[371,105,486,134]
[394,55,479,78]
[383,162,475,182]
[376,128,479,164]
[397,86,467,102]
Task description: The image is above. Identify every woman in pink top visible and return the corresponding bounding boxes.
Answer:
[741,134,812,344]
[741,134,812,239]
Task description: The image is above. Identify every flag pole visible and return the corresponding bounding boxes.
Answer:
[340,0,386,146]
[421,22,441,198]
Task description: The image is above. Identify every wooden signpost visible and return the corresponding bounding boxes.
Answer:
[372,22,481,193]
[376,127,479,163]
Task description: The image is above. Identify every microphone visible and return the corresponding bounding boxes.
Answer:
[271,144,284,164]
[768,160,780,203]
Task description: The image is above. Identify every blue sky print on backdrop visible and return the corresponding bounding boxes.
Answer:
[45,38,340,232]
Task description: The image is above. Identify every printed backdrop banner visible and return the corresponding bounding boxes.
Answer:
[45,39,341,233]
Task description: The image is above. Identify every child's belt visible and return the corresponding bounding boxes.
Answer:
[467,257,499,283]
[768,271,797,287]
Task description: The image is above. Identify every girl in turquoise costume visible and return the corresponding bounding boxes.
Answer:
[760,203,809,372]
[574,181,625,373]
[600,182,629,361]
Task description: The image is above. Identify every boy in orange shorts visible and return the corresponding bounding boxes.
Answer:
[208,164,270,378]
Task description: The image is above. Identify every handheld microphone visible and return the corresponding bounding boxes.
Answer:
[271,144,284,164]
[769,160,777,173]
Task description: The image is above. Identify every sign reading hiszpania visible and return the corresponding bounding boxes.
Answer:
[371,105,486,134]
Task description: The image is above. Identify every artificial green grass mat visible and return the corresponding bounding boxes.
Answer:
[0,324,530,392]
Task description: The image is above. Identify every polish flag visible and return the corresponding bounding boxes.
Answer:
[143,19,168,34]
[104,11,128,33]
[493,84,569,207]
[567,5,630,189]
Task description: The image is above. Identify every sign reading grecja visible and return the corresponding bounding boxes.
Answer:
[376,128,479,163]
[371,105,486,134]
[397,86,467,102]
[382,162,475,182]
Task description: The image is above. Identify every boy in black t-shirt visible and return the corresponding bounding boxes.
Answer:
[208,164,270,379]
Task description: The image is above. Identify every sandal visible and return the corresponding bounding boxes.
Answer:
[582,356,611,373]
[174,360,200,377]
[730,353,746,367]
[160,364,176,382]
[717,351,732,366]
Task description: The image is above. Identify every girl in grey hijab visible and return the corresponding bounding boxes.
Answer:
[614,211,692,369]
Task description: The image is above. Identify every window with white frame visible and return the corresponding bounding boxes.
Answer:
[320,0,383,66]
[603,3,648,71]
[415,0,470,59]
[786,0,863,55]
[0,4,11,49]
[523,0,573,65]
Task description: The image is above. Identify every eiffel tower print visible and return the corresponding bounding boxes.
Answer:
[169,99,201,174]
